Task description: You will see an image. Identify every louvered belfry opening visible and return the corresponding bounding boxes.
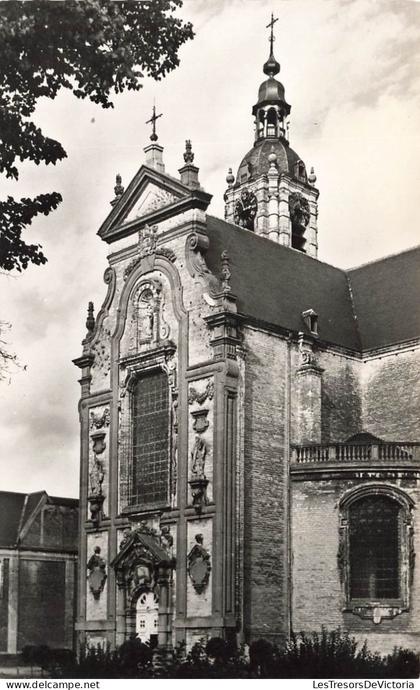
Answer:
[349,495,400,600]
[131,370,169,507]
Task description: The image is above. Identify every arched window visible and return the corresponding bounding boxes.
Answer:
[131,370,169,507]
[338,485,415,622]
[349,495,400,600]
[266,108,277,137]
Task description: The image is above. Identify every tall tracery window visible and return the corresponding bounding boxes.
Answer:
[131,370,169,507]
[349,495,400,600]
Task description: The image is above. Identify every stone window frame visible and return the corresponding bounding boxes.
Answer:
[119,341,177,515]
[338,483,415,624]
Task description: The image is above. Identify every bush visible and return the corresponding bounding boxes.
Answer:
[51,629,420,679]
[385,648,420,678]
[280,629,385,678]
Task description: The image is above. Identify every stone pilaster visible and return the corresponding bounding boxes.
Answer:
[7,556,18,654]
[295,334,324,444]
[267,158,280,242]
[278,179,292,246]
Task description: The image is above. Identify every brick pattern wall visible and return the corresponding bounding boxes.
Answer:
[243,328,288,642]
[290,348,363,445]
[18,559,66,650]
[291,478,420,651]
[362,348,420,441]
[319,351,362,443]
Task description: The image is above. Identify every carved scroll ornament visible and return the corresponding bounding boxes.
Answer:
[185,232,221,304]
[187,534,211,594]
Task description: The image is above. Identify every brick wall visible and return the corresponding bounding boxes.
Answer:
[290,348,362,445]
[362,348,420,441]
[319,350,362,444]
[18,559,66,650]
[291,477,420,652]
[243,327,289,642]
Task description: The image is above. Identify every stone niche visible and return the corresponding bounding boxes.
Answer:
[119,272,178,359]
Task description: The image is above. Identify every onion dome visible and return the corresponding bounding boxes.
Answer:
[254,77,288,112]
[263,48,280,78]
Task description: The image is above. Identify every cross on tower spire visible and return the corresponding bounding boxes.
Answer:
[263,12,280,77]
[145,104,163,142]
[266,12,279,54]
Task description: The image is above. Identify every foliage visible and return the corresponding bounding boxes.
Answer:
[0,320,20,381]
[50,630,420,679]
[21,645,75,672]
[0,0,194,272]
[280,628,385,678]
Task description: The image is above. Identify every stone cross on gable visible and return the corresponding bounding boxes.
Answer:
[145,104,163,142]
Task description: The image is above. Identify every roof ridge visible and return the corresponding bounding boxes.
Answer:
[345,273,363,352]
[346,243,420,272]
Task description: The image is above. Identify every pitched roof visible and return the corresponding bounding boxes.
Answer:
[0,490,78,549]
[205,216,361,350]
[0,491,27,547]
[346,246,420,350]
[205,216,420,352]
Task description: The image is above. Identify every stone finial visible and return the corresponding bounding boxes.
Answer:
[268,147,278,168]
[86,301,95,334]
[220,250,232,293]
[183,139,195,164]
[179,140,200,188]
[114,174,124,197]
[110,174,124,206]
[226,168,235,186]
[308,166,317,185]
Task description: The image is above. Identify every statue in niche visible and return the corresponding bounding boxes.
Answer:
[138,288,155,341]
[191,436,207,479]
[87,546,107,600]
[89,455,104,496]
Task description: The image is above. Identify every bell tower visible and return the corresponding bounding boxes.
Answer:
[224,14,319,257]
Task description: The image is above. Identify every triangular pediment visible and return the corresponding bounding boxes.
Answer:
[124,181,179,223]
[111,528,170,571]
[98,165,196,244]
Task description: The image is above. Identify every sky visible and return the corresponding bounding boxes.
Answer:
[0,0,419,498]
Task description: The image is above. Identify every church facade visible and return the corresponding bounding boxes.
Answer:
[74,28,420,655]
